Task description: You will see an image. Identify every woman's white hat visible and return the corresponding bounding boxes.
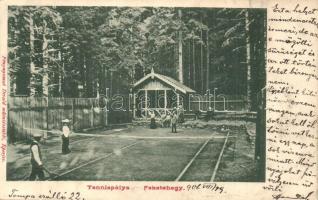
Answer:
[62,119,71,123]
[32,131,42,137]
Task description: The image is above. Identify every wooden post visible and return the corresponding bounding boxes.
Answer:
[164,90,167,115]
[72,98,75,130]
[133,93,136,119]
[177,93,180,108]
[198,95,201,111]
[188,94,192,112]
[104,103,108,126]
[105,88,109,126]
[90,101,94,128]
[145,90,148,118]
[44,97,48,139]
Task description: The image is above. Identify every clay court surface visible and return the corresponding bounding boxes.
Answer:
[7,125,257,182]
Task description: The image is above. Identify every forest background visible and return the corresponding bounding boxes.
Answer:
[8,7,266,111]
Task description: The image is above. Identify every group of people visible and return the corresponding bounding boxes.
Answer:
[149,111,178,133]
[149,105,184,133]
[194,107,215,121]
[29,119,72,180]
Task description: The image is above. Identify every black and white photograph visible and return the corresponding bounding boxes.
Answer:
[6,6,266,182]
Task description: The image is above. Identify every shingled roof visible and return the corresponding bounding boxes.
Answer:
[133,68,196,94]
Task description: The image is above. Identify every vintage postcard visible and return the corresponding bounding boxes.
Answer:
[0,0,316,200]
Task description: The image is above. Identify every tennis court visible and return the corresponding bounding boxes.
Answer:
[7,126,247,181]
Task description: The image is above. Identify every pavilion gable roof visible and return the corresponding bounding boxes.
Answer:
[133,69,196,94]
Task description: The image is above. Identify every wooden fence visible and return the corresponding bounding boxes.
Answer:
[7,97,107,142]
[188,94,247,111]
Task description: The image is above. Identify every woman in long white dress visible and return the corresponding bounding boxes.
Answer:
[61,119,71,154]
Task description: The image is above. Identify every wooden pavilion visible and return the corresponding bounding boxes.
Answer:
[132,68,195,119]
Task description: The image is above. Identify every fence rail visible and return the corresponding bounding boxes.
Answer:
[8,97,107,143]
[188,94,247,111]
[7,94,248,142]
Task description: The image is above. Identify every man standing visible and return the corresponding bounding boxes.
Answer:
[165,114,171,128]
[206,107,215,121]
[178,104,184,123]
[61,119,71,154]
[171,113,177,133]
[29,132,44,181]
[149,111,157,129]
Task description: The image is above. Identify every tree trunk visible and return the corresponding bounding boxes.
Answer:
[192,39,195,89]
[42,20,49,97]
[58,47,63,97]
[96,77,100,98]
[200,19,204,93]
[83,54,87,97]
[29,13,36,96]
[188,40,191,86]
[245,10,252,111]
[178,9,183,84]
[206,29,210,91]
[110,70,113,97]
[9,17,18,96]
[103,66,107,95]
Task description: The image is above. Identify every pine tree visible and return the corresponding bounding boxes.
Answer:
[245,10,252,111]
[178,9,183,84]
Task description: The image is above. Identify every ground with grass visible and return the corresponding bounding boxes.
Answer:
[7,120,259,182]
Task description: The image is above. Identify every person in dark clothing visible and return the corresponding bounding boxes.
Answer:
[171,113,177,133]
[165,114,171,128]
[29,132,45,181]
[194,110,201,120]
[150,111,157,129]
[172,107,177,116]
[206,107,215,121]
[178,104,184,123]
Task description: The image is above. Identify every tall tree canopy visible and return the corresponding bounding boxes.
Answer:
[8,6,266,110]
